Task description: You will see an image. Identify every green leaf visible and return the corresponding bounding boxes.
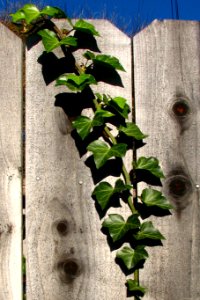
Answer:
[135,156,165,178]
[41,6,66,18]
[20,4,40,24]
[93,179,131,210]
[56,74,97,92]
[83,51,95,60]
[73,116,93,140]
[94,109,114,120]
[87,140,127,169]
[93,55,125,71]
[126,279,147,296]
[120,123,148,140]
[134,221,165,240]
[109,97,130,119]
[74,19,100,36]
[38,29,60,52]
[10,10,26,23]
[60,36,77,47]
[141,188,173,210]
[102,214,140,242]
[116,246,148,270]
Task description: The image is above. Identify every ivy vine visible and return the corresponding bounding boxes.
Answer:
[11,4,173,299]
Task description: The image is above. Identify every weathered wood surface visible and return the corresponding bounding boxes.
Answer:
[134,20,200,300]
[0,23,22,299]
[26,20,132,299]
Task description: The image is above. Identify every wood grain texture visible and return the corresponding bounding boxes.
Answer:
[134,20,200,300]
[0,23,22,299]
[26,20,132,299]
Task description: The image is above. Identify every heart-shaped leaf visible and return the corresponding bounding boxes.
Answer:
[108,97,130,118]
[141,188,173,210]
[93,55,125,71]
[119,122,148,140]
[60,36,77,47]
[134,221,165,240]
[102,214,140,242]
[74,19,100,36]
[117,245,148,270]
[20,4,40,24]
[135,156,165,178]
[126,279,147,296]
[41,6,66,18]
[87,140,127,169]
[93,179,131,210]
[56,74,97,92]
[38,29,60,52]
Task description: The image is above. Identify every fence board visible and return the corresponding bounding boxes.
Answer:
[134,20,200,299]
[25,20,132,299]
[0,23,22,299]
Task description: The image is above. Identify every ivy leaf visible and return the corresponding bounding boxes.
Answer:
[94,109,114,119]
[93,55,125,71]
[38,29,60,52]
[10,10,26,23]
[126,279,147,296]
[19,4,40,24]
[83,50,95,60]
[74,19,100,36]
[141,188,173,210]
[60,36,78,47]
[108,97,130,119]
[73,116,93,140]
[93,179,131,210]
[41,6,66,18]
[119,122,148,140]
[87,140,127,169]
[56,74,97,92]
[102,214,140,242]
[116,246,148,270]
[134,221,165,240]
[135,156,165,178]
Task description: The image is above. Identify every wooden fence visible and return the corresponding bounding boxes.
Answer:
[0,19,200,300]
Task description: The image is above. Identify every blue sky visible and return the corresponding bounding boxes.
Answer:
[1,0,200,35]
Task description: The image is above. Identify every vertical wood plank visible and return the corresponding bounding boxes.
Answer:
[134,20,200,300]
[26,20,132,299]
[0,23,22,299]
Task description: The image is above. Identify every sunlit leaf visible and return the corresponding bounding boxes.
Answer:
[73,116,93,140]
[56,73,97,92]
[60,36,77,47]
[93,179,131,210]
[141,188,173,210]
[38,29,60,52]
[41,6,66,18]
[87,140,127,169]
[119,122,148,140]
[126,279,147,296]
[83,50,95,60]
[74,19,100,36]
[102,214,140,242]
[109,97,130,118]
[10,10,26,23]
[20,4,40,24]
[134,221,165,240]
[135,156,165,178]
[93,54,125,71]
[117,245,148,269]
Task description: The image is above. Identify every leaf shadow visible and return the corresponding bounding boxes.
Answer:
[38,51,76,85]
[135,169,162,187]
[92,194,122,219]
[89,64,124,87]
[74,31,101,52]
[135,202,172,219]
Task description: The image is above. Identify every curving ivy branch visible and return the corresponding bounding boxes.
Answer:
[11,4,173,299]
